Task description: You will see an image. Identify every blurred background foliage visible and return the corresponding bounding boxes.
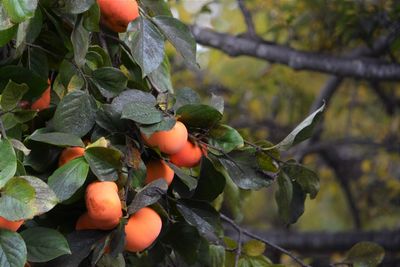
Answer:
[165,0,400,235]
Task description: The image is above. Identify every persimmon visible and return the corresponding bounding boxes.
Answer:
[142,121,188,154]
[125,207,162,252]
[97,0,139,32]
[169,141,205,168]
[58,147,85,167]
[75,212,120,230]
[85,181,122,222]
[0,216,23,232]
[31,79,51,111]
[145,159,174,185]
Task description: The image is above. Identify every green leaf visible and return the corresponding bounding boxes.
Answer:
[53,90,97,137]
[174,87,201,109]
[177,104,223,129]
[148,54,173,93]
[176,199,222,243]
[193,157,226,202]
[0,138,17,188]
[275,172,306,225]
[208,245,225,267]
[0,25,17,47]
[153,16,197,68]
[29,47,49,79]
[282,163,319,199]
[0,177,36,220]
[2,0,38,23]
[0,5,14,30]
[71,15,89,67]
[21,227,71,262]
[209,124,244,153]
[83,2,100,32]
[97,253,125,267]
[275,103,325,150]
[218,149,274,190]
[121,102,163,125]
[167,163,197,190]
[243,240,266,257]
[28,131,85,147]
[345,242,385,267]
[141,0,172,16]
[62,0,95,14]
[92,67,128,98]
[125,16,165,76]
[139,116,176,136]
[20,176,58,215]
[84,146,122,181]
[127,179,168,214]
[255,151,279,173]
[1,80,28,111]
[0,229,27,267]
[48,157,89,202]
[111,89,156,114]
[10,139,30,156]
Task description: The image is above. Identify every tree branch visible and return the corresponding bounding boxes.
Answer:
[190,25,400,81]
[237,0,256,38]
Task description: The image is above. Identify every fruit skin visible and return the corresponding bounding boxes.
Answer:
[142,121,188,154]
[85,181,122,222]
[97,0,139,32]
[169,141,205,168]
[58,147,85,167]
[125,207,162,252]
[75,212,120,230]
[31,79,51,111]
[145,159,174,185]
[0,216,23,232]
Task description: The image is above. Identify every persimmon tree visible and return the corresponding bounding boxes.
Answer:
[0,1,384,267]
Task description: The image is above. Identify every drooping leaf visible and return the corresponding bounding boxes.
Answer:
[1,80,28,111]
[21,227,71,262]
[177,104,222,129]
[84,146,122,181]
[148,55,173,93]
[122,102,163,125]
[83,2,100,32]
[92,67,128,98]
[275,103,325,150]
[2,0,38,23]
[53,90,97,137]
[345,242,385,267]
[125,16,165,76]
[28,131,84,147]
[0,229,27,267]
[208,124,244,153]
[0,138,17,188]
[282,163,319,199]
[167,163,197,190]
[127,179,168,214]
[71,14,89,67]
[47,157,89,202]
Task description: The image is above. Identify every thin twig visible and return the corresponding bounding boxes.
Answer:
[220,214,311,267]
[0,116,7,139]
[222,214,243,267]
[237,0,256,38]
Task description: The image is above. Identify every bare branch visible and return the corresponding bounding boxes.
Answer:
[237,0,256,38]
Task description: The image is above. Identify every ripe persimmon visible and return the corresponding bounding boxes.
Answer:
[97,0,139,32]
[31,79,51,111]
[85,181,122,222]
[169,141,205,168]
[125,207,162,252]
[142,121,188,154]
[58,147,85,167]
[0,216,23,232]
[75,212,120,230]
[145,159,174,185]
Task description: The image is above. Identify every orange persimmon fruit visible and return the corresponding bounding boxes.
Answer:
[58,147,85,167]
[169,141,206,168]
[75,212,120,230]
[145,159,174,185]
[0,216,23,232]
[142,121,188,154]
[125,207,162,252]
[31,79,51,111]
[97,0,139,32]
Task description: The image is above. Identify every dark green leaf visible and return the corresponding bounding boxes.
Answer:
[282,163,319,199]
[21,227,71,262]
[111,89,156,114]
[176,199,222,243]
[127,179,168,214]
[2,0,38,23]
[256,151,279,173]
[0,177,36,220]
[28,131,84,147]
[97,253,125,267]
[276,103,325,150]
[83,2,100,32]
[139,117,175,136]
[193,157,226,202]
[48,157,89,202]
[121,102,163,125]
[174,87,201,109]
[177,104,222,129]
[141,0,172,16]
[84,146,122,181]
[62,0,95,14]
[209,124,244,153]
[153,16,197,68]
[148,55,173,93]
[1,80,28,111]
[208,245,225,267]
[92,67,128,98]
[0,25,17,47]
[25,7,42,44]
[23,142,60,173]
[345,242,385,267]
[125,17,165,76]
[53,90,97,137]
[0,138,17,188]
[28,47,49,79]
[167,163,197,190]
[0,229,27,267]
[71,15,89,67]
